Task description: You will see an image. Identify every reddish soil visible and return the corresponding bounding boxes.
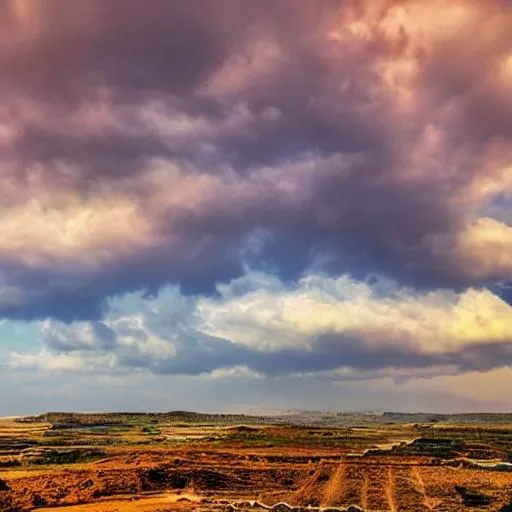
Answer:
[1,417,512,511]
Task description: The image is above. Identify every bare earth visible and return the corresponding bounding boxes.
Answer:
[1,411,511,511]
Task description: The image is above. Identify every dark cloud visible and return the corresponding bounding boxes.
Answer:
[0,0,510,321]
[175,334,512,378]
[0,1,227,100]
[0,244,242,321]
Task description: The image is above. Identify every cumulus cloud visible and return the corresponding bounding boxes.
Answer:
[197,275,512,352]
[451,217,512,280]
[10,273,510,382]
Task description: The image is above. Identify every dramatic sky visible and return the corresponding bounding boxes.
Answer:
[0,0,511,415]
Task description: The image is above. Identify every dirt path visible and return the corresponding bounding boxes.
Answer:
[321,463,345,507]
[392,466,431,511]
[385,466,396,512]
[361,471,369,511]
[292,464,331,506]
[412,466,440,511]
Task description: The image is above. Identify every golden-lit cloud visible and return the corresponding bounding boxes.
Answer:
[0,196,151,268]
[0,158,223,270]
[197,275,511,353]
[455,218,512,279]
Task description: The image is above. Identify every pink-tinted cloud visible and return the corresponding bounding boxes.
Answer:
[0,0,509,322]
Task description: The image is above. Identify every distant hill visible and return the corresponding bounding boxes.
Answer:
[16,410,512,429]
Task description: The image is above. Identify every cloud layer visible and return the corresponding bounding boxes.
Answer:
[10,273,511,383]
[0,0,510,411]
[0,0,510,321]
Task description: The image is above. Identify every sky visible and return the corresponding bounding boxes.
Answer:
[0,0,511,415]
